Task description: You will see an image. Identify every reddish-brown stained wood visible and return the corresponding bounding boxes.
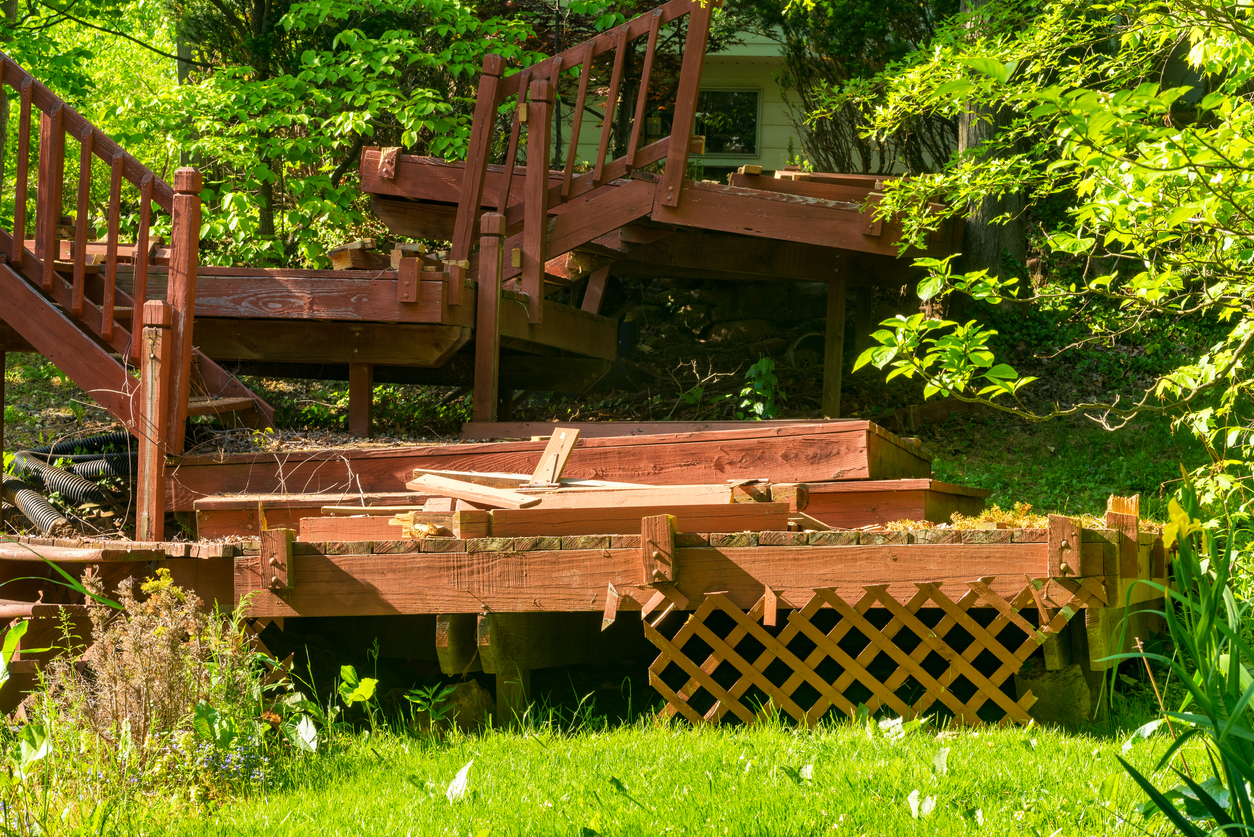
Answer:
[626,10,663,169]
[581,265,611,315]
[396,257,419,304]
[348,362,373,438]
[595,28,629,183]
[497,68,531,215]
[37,104,64,292]
[659,0,711,207]
[168,422,930,510]
[261,528,295,593]
[12,79,31,269]
[528,426,580,485]
[130,174,153,361]
[461,419,816,440]
[1048,514,1083,577]
[101,152,123,341]
[449,54,503,299]
[71,125,92,316]
[641,513,676,583]
[166,168,201,453]
[408,474,541,509]
[473,212,505,422]
[522,79,553,323]
[136,302,173,540]
[235,542,1044,617]
[488,503,788,537]
[650,179,926,257]
[0,256,138,428]
[562,44,595,198]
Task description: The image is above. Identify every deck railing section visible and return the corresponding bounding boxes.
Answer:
[0,54,199,455]
[449,0,714,323]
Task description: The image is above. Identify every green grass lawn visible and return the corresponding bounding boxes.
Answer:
[158,719,1174,837]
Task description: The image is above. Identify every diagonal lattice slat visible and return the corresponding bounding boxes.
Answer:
[645,577,1088,727]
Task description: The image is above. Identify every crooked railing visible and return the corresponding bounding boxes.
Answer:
[448,0,714,324]
[0,54,270,538]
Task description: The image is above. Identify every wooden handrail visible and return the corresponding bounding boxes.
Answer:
[448,0,714,311]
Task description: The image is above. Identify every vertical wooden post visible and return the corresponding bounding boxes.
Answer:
[473,213,506,423]
[448,55,502,306]
[166,168,201,454]
[659,0,713,208]
[854,286,875,359]
[348,363,374,438]
[137,300,173,542]
[822,278,847,419]
[522,79,553,324]
[36,105,64,292]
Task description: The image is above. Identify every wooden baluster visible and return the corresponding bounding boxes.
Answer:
[70,125,92,317]
[101,152,123,341]
[12,79,30,268]
[626,10,663,171]
[522,80,553,325]
[496,69,531,215]
[166,167,201,454]
[660,0,713,207]
[562,44,594,199]
[448,54,502,308]
[473,212,505,423]
[37,103,64,292]
[129,174,153,362]
[136,299,172,542]
[594,28,629,185]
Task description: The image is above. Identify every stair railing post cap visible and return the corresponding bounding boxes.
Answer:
[173,167,203,194]
[480,212,506,237]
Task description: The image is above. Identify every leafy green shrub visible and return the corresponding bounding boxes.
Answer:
[1116,485,1254,832]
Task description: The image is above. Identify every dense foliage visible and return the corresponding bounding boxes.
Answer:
[793,0,1254,515]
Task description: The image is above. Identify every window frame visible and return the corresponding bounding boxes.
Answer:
[694,87,763,159]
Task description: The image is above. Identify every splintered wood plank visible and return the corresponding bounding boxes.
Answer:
[528,426,580,485]
[407,474,541,509]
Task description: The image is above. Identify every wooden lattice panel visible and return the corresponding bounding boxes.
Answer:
[645,577,1097,727]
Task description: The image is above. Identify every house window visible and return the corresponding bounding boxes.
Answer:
[696,90,759,156]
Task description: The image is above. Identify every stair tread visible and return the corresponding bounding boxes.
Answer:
[186,396,257,416]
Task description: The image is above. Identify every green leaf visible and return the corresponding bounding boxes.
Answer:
[961,55,1012,84]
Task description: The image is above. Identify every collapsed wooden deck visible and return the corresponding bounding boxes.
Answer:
[0,506,1165,726]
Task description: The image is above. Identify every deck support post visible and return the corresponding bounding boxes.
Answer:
[137,300,173,542]
[854,285,875,361]
[167,167,201,454]
[822,278,847,418]
[522,80,553,324]
[348,362,373,438]
[473,213,506,423]
[448,55,502,306]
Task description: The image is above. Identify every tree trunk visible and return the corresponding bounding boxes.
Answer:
[957,0,1026,277]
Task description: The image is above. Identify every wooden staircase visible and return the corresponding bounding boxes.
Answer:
[0,54,274,538]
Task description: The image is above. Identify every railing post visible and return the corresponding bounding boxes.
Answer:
[659,0,713,208]
[167,167,201,454]
[473,212,506,423]
[136,300,172,542]
[449,55,503,307]
[522,79,553,324]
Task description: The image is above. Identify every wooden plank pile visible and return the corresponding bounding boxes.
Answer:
[259,422,983,545]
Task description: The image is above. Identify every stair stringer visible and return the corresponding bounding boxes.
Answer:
[0,262,141,435]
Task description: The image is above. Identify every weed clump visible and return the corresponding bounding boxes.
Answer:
[28,569,273,801]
